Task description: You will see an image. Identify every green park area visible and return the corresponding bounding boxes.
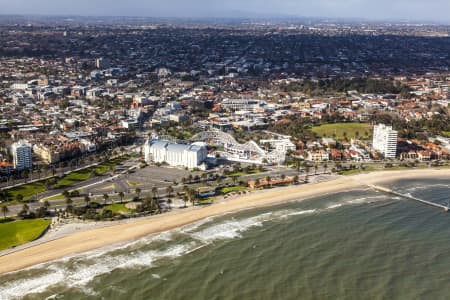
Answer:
[6,181,47,203]
[4,155,132,204]
[442,131,450,137]
[220,186,248,194]
[103,203,133,214]
[0,218,51,250]
[55,168,93,189]
[312,122,372,140]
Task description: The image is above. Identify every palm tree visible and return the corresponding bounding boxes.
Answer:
[84,195,90,207]
[109,165,115,175]
[58,162,65,175]
[183,195,188,208]
[151,196,159,213]
[135,188,141,199]
[0,191,8,203]
[201,173,207,183]
[62,190,70,199]
[314,164,318,175]
[103,193,109,206]
[188,189,196,207]
[167,198,172,209]
[16,194,24,202]
[43,200,51,210]
[165,186,174,198]
[21,170,29,183]
[151,187,158,198]
[118,192,125,203]
[1,206,8,218]
[22,203,29,214]
[323,163,328,174]
[305,165,311,176]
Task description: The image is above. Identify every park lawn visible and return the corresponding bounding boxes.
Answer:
[312,123,372,140]
[0,219,51,250]
[7,181,47,202]
[220,186,249,194]
[128,181,141,186]
[45,194,65,201]
[95,155,131,175]
[441,131,450,137]
[340,166,377,175]
[103,203,133,214]
[95,164,110,175]
[55,168,93,189]
[229,169,261,177]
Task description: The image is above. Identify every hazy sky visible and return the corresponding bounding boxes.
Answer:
[1,0,449,22]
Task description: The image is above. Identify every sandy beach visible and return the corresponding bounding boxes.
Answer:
[0,168,449,275]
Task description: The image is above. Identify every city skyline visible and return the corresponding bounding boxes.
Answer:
[0,0,449,23]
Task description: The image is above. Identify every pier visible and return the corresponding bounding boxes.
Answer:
[367,184,449,212]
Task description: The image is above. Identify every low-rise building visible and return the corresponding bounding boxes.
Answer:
[144,140,207,169]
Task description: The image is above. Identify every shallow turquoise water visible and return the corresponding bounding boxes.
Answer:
[1,177,449,300]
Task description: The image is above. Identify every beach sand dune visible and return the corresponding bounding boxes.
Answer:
[0,169,448,275]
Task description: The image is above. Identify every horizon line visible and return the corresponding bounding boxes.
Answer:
[0,13,448,26]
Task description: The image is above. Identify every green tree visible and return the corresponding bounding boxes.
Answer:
[62,190,70,199]
[135,188,142,199]
[183,195,188,208]
[103,193,109,206]
[1,205,8,218]
[16,194,24,202]
[118,192,125,204]
[165,186,174,198]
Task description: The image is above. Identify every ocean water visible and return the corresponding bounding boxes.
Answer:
[1,177,449,300]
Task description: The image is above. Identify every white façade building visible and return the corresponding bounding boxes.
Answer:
[373,124,398,159]
[11,140,33,170]
[221,99,266,112]
[144,140,207,169]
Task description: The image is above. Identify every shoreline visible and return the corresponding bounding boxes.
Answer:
[0,168,449,275]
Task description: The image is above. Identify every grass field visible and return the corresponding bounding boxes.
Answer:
[128,181,141,186]
[220,186,248,194]
[5,154,132,203]
[103,203,133,214]
[7,181,47,202]
[312,123,372,140]
[0,218,51,250]
[56,155,131,188]
[45,194,65,201]
[55,168,93,189]
[229,169,261,177]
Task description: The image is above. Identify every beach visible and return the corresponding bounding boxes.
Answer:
[0,168,449,275]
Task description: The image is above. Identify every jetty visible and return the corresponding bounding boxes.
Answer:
[367,184,449,212]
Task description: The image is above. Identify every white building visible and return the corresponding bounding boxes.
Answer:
[221,99,266,112]
[11,141,32,170]
[121,119,139,129]
[373,124,398,159]
[144,140,207,169]
[259,139,296,153]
